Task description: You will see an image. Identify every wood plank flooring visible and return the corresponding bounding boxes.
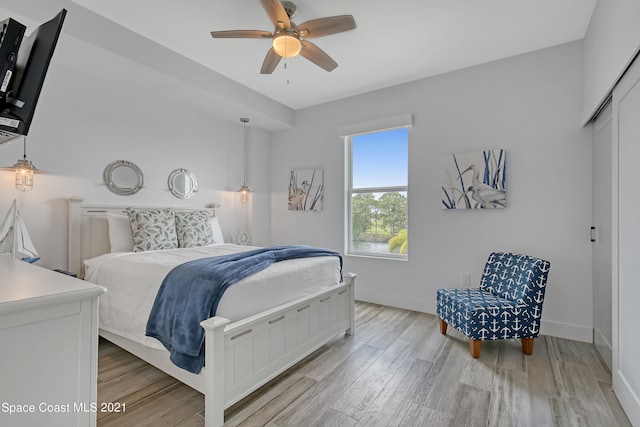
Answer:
[97,302,631,426]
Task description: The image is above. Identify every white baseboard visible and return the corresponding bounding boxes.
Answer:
[539,318,592,343]
[355,289,435,315]
[593,327,612,370]
[355,289,592,343]
[614,371,640,427]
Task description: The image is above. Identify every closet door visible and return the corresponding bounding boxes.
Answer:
[592,103,612,370]
[613,56,640,426]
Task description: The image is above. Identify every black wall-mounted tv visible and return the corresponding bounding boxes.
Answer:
[0,9,66,145]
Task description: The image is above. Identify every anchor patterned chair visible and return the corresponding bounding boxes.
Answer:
[436,252,550,358]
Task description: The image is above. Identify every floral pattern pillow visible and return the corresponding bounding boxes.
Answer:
[126,208,178,252]
[175,210,214,248]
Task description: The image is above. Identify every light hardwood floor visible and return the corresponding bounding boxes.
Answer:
[97,301,631,426]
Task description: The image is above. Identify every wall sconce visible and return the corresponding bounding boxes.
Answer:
[238,117,251,203]
[1,137,46,192]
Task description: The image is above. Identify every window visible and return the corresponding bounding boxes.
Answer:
[347,127,409,259]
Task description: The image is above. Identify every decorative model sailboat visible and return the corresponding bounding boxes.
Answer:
[0,199,40,263]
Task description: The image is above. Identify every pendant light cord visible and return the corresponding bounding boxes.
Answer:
[241,118,249,186]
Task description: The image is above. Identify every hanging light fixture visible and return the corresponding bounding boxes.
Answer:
[238,118,251,203]
[1,137,47,192]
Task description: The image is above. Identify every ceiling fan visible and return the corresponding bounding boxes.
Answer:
[210,0,356,74]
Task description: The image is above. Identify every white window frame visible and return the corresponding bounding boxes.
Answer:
[341,114,412,260]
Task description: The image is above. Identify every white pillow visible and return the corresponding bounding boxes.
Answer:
[210,216,224,244]
[107,213,135,253]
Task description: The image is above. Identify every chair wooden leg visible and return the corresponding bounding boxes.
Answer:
[439,318,448,335]
[521,337,535,355]
[469,339,481,358]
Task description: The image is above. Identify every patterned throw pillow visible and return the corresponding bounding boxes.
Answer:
[175,210,214,248]
[126,208,178,252]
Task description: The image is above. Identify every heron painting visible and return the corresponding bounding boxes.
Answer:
[288,168,323,211]
[441,149,506,209]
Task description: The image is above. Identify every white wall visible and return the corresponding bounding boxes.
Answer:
[0,31,272,270]
[270,41,593,342]
[583,0,640,122]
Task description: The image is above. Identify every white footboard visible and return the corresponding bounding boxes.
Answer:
[200,274,356,427]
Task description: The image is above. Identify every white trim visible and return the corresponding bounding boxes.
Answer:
[352,186,408,194]
[344,124,410,259]
[594,327,613,370]
[337,113,413,137]
[357,291,593,343]
[539,319,592,343]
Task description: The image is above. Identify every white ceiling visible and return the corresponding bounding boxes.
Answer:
[41,1,600,110]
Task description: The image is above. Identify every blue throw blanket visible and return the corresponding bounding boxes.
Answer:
[145,245,342,373]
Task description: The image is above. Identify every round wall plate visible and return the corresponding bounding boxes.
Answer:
[168,168,198,199]
[237,231,249,245]
[103,160,144,196]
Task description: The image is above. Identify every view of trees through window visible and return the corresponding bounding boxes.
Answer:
[351,191,408,255]
[348,127,408,257]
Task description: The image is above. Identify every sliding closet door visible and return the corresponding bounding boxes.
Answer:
[613,56,640,426]
[592,103,612,370]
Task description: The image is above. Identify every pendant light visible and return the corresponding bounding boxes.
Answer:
[1,137,47,192]
[238,118,251,203]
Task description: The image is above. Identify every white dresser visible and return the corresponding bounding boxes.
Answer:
[0,258,106,427]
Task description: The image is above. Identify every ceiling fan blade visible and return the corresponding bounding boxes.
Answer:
[298,15,356,39]
[260,0,290,29]
[299,40,338,72]
[211,30,272,39]
[261,47,282,74]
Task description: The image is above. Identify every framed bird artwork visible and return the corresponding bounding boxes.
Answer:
[441,149,506,209]
[288,168,323,211]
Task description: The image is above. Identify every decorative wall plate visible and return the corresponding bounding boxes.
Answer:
[103,160,144,196]
[168,168,198,199]
[236,231,249,245]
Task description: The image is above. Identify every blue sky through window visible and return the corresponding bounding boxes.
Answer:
[352,127,408,188]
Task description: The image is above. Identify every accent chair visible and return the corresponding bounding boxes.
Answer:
[436,252,550,358]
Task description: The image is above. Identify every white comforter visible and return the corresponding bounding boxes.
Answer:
[84,244,341,349]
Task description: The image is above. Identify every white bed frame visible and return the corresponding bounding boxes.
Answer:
[67,197,355,427]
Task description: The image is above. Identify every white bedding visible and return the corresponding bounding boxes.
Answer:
[84,244,342,349]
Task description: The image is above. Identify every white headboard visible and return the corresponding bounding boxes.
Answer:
[67,197,218,278]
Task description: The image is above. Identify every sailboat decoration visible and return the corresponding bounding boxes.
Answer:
[0,199,40,263]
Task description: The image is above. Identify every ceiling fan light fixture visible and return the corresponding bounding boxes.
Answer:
[210,1,356,73]
[273,33,301,57]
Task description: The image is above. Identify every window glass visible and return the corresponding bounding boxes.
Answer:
[352,129,408,188]
[348,127,409,258]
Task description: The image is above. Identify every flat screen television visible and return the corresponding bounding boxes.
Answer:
[0,9,66,145]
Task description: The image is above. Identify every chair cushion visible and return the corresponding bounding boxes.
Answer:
[436,288,540,340]
[480,252,550,305]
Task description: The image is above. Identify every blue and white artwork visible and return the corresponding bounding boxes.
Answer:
[288,168,323,211]
[441,149,506,209]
